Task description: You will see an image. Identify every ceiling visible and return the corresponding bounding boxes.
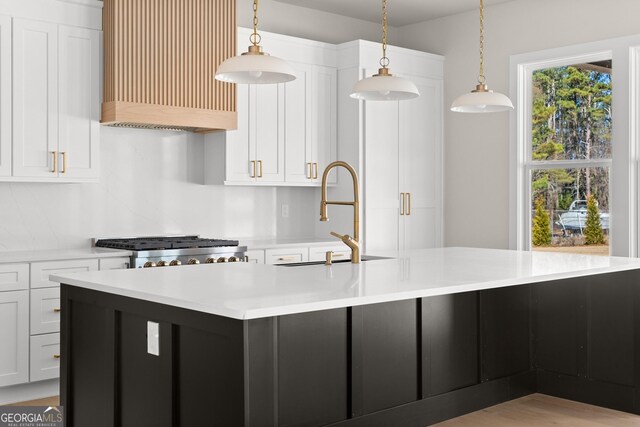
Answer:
[273,0,515,27]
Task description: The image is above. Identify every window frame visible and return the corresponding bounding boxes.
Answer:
[510,37,640,257]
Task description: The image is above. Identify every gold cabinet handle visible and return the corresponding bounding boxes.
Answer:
[313,163,318,179]
[277,256,298,261]
[250,160,256,178]
[258,160,263,178]
[51,151,57,173]
[53,354,61,359]
[332,253,345,257]
[400,192,405,215]
[307,162,312,179]
[53,308,61,313]
[406,193,411,215]
[60,152,67,174]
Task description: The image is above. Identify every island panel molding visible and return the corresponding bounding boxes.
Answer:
[59,268,640,426]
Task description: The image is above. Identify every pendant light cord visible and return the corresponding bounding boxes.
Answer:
[250,0,261,46]
[478,0,485,84]
[380,0,390,69]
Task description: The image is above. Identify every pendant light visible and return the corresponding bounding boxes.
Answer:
[350,0,419,101]
[215,0,296,84]
[451,0,513,113]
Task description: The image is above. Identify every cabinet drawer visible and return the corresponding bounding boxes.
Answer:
[30,333,60,382]
[308,246,352,262]
[99,257,130,270]
[245,250,265,264]
[31,259,99,288]
[265,248,309,265]
[30,288,60,335]
[0,263,29,292]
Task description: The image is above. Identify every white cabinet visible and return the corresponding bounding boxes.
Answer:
[29,333,60,382]
[206,28,337,187]
[0,290,29,387]
[12,18,58,178]
[58,25,100,179]
[363,74,443,252]
[285,64,337,185]
[0,15,11,178]
[308,245,351,262]
[6,15,99,182]
[265,247,309,265]
[30,287,60,335]
[30,258,99,288]
[99,257,131,270]
[0,263,28,292]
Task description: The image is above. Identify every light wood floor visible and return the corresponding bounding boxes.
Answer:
[7,393,640,425]
[6,396,59,407]
[433,394,640,426]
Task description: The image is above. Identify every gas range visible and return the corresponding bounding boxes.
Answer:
[95,236,248,268]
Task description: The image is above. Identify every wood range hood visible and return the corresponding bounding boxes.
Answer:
[102,0,237,132]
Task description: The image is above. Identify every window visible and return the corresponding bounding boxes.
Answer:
[528,62,612,255]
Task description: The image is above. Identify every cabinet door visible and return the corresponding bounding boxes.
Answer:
[399,76,442,250]
[312,65,337,184]
[0,290,29,386]
[0,263,28,292]
[0,15,11,177]
[284,63,313,184]
[226,84,255,183]
[363,85,400,253]
[265,247,309,265]
[12,18,58,178]
[31,258,99,289]
[254,84,285,183]
[58,25,100,179]
[245,249,265,264]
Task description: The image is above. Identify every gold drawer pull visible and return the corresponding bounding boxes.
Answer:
[60,152,67,174]
[258,160,263,178]
[53,354,61,359]
[332,253,345,257]
[313,163,318,179]
[400,192,405,215]
[250,160,256,178]
[51,151,57,173]
[307,162,312,179]
[53,308,61,313]
[277,256,298,261]
[406,192,411,215]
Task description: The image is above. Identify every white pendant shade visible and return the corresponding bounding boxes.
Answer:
[451,89,514,113]
[351,74,419,101]
[215,52,296,84]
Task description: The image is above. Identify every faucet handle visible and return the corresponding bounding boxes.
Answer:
[330,231,346,240]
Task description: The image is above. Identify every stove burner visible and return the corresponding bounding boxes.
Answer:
[95,236,240,251]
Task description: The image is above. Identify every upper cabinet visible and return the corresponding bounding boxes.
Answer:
[0,1,102,182]
[205,29,337,187]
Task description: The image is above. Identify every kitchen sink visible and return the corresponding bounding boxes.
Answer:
[278,255,392,267]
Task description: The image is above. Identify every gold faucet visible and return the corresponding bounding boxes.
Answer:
[320,161,360,263]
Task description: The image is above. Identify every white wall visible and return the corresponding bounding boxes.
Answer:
[0,127,318,251]
[398,0,640,249]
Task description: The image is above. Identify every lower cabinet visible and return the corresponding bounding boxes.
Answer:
[30,333,60,382]
[0,290,29,387]
[308,245,351,262]
[99,257,130,270]
[31,258,99,288]
[244,250,265,264]
[265,247,309,265]
[31,287,60,335]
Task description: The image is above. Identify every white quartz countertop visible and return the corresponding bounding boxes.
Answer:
[0,247,132,264]
[51,247,640,320]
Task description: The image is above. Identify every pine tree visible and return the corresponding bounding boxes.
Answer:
[532,197,552,246]
[584,195,605,245]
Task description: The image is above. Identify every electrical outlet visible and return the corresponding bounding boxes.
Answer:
[147,321,160,356]
[281,204,289,218]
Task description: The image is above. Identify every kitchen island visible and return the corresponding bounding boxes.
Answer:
[52,247,640,427]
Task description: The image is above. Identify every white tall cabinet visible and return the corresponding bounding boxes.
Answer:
[325,41,444,252]
[0,0,101,182]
